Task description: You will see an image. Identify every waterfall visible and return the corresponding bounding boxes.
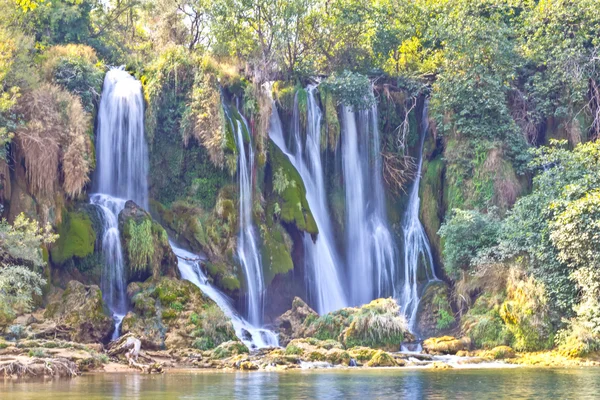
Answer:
[172,243,278,349]
[400,100,438,330]
[341,102,397,307]
[269,87,347,314]
[95,68,148,209]
[225,106,265,326]
[92,67,148,339]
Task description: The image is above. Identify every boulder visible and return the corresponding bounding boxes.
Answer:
[275,297,318,346]
[366,350,398,367]
[43,280,113,343]
[121,277,237,350]
[487,345,515,359]
[118,200,179,283]
[423,336,471,355]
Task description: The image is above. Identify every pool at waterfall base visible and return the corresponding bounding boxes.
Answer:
[2,368,600,399]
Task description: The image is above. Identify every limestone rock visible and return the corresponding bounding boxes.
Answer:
[487,345,515,359]
[366,350,397,367]
[275,297,318,346]
[118,200,179,283]
[43,280,113,343]
[415,281,454,337]
[423,336,471,355]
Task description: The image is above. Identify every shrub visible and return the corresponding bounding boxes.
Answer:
[41,44,104,112]
[438,208,501,280]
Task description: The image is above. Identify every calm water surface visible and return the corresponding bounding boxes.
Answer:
[1,368,599,399]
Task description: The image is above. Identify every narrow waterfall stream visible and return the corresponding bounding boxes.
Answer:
[341,102,398,307]
[269,87,347,314]
[172,243,278,349]
[92,68,148,339]
[225,106,265,326]
[400,100,439,330]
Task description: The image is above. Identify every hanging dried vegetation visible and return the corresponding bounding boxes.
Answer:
[15,84,92,200]
[188,72,226,167]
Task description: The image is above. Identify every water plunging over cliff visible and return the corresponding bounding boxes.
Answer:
[269,87,347,314]
[95,68,148,209]
[92,68,148,339]
[172,243,278,349]
[225,107,265,326]
[341,103,398,307]
[400,100,438,330]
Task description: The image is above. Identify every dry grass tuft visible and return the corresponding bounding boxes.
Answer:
[16,84,92,199]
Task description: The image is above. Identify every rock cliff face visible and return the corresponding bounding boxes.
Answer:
[43,280,113,343]
[118,200,179,283]
[121,277,237,350]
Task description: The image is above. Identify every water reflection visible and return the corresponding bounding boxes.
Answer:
[2,368,600,399]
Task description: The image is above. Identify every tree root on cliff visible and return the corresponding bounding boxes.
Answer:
[107,333,164,374]
[0,358,79,378]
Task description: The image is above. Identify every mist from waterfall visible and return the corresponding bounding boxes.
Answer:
[92,67,148,339]
[269,87,347,314]
[400,100,438,330]
[225,106,265,326]
[341,102,398,307]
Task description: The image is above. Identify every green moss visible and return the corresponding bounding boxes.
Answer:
[220,274,241,291]
[260,224,294,286]
[269,141,317,234]
[419,156,444,260]
[273,81,296,111]
[321,89,340,151]
[51,211,96,266]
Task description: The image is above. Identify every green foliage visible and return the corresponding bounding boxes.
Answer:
[28,348,48,358]
[125,219,155,274]
[0,266,46,327]
[436,309,455,332]
[41,45,104,113]
[438,208,501,280]
[322,71,374,110]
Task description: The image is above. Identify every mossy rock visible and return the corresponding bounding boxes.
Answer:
[423,336,471,355]
[268,141,317,235]
[43,280,113,343]
[419,155,444,267]
[415,281,454,337]
[51,211,96,266]
[487,345,515,359]
[284,297,413,351]
[366,350,397,367]
[260,223,294,286]
[119,200,179,283]
[121,277,237,350]
[211,340,249,359]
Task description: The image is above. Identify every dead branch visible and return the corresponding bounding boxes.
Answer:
[381,152,417,195]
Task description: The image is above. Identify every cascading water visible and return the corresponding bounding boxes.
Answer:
[171,243,278,349]
[400,100,438,330]
[91,67,148,339]
[225,106,265,326]
[95,68,148,209]
[269,87,347,314]
[341,101,397,306]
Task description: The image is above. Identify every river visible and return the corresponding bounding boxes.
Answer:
[2,368,600,399]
